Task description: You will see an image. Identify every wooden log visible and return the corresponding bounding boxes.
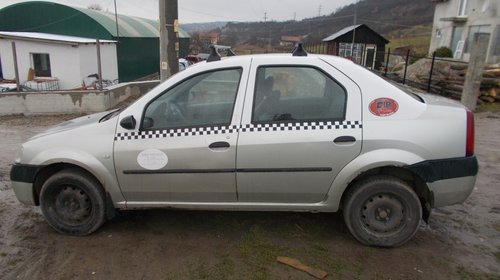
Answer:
[450,64,469,70]
[481,77,499,86]
[487,87,498,97]
[479,95,496,103]
[277,256,328,279]
[483,69,500,76]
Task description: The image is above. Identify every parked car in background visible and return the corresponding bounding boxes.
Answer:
[10,46,477,247]
[178,58,190,71]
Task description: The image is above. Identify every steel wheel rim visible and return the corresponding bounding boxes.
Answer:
[361,193,406,234]
[53,185,92,225]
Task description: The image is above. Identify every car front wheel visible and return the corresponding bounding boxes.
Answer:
[343,175,422,247]
[40,168,107,235]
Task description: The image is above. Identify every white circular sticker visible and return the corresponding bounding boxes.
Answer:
[137,149,168,170]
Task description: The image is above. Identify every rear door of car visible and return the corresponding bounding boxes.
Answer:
[236,56,362,203]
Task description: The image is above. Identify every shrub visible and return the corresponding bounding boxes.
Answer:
[435,46,453,58]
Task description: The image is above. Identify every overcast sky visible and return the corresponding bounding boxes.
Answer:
[0,0,356,23]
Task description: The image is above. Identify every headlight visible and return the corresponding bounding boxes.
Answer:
[14,146,23,163]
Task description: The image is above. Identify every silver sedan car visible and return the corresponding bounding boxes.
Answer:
[10,48,478,247]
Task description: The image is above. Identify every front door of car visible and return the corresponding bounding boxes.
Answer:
[236,57,362,203]
[114,66,248,203]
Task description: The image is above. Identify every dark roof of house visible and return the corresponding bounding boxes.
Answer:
[322,24,389,43]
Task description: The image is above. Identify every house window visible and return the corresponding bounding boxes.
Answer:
[32,53,51,77]
[338,42,364,64]
[450,26,464,53]
[458,0,468,16]
[465,25,491,53]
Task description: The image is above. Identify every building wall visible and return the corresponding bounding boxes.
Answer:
[429,0,500,63]
[78,43,119,84]
[0,38,117,90]
[0,81,158,115]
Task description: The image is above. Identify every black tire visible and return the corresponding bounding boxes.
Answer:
[40,168,107,235]
[343,175,422,247]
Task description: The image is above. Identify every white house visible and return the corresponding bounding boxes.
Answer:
[429,0,499,63]
[0,31,118,90]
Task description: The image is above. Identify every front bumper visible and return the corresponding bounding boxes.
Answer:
[10,163,44,206]
[407,156,478,207]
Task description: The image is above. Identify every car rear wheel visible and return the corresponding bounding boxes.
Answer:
[343,175,422,247]
[40,168,106,235]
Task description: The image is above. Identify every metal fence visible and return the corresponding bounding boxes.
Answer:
[301,42,469,100]
[374,49,469,100]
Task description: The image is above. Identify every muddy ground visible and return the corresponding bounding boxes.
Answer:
[0,111,499,280]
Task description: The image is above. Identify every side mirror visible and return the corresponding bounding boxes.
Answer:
[142,117,154,129]
[120,115,136,130]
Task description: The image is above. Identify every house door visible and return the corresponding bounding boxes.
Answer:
[364,47,376,69]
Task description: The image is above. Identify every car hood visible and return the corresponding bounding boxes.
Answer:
[29,111,115,140]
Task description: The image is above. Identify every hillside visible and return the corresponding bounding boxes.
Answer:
[213,0,435,50]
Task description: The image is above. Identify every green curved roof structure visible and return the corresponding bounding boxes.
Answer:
[0,1,189,38]
[0,1,191,81]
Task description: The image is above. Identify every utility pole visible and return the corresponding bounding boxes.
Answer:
[159,0,179,81]
[318,5,322,17]
[293,12,296,21]
[351,5,357,57]
[113,0,119,39]
[263,12,268,22]
[461,33,489,111]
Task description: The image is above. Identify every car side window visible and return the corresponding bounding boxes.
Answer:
[143,68,242,130]
[252,66,346,122]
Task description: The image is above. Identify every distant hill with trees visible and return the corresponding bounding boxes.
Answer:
[188,0,435,53]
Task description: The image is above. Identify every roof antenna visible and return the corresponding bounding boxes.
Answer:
[207,45,221,62]
[227,49,236,56]
[292,42,307,56]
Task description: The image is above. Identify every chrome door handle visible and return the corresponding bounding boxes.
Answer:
[209,141,230,149]
[334,136,356,143]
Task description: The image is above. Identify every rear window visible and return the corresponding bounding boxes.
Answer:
[386,79,425,103]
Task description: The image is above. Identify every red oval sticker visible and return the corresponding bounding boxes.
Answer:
[369,98,399,117]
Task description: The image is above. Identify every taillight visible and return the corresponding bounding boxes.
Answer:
[466,110,474,157]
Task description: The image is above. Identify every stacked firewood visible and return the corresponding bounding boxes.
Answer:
[479,66,500,104]
[398,59,500,104]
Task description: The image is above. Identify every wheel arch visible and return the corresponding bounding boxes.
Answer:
[27,147,125,207]
[340,166,433,222]
[33,162,102,206]
[326,149,433,221]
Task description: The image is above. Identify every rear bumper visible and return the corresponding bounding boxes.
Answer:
[427,176,476,207]
[407,156,478,207]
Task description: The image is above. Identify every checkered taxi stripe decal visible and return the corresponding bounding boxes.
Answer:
[114,121,362,141]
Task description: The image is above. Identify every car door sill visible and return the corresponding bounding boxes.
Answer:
[120,201,331,211]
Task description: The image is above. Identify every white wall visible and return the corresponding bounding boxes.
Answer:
[0,38,118,89]
[78,43,118,85]
[429,0,500,63]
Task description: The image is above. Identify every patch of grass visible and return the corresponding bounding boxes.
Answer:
[476,103,500,113]
[0,252,7,257]
[431,257,452,267]
[494,223,500,232]
[495,252,500,263]
[301,243,344,276]
[456,265,500,280]
[165,255,235,280]
[387,36,431,54]
[239,225,287,268]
